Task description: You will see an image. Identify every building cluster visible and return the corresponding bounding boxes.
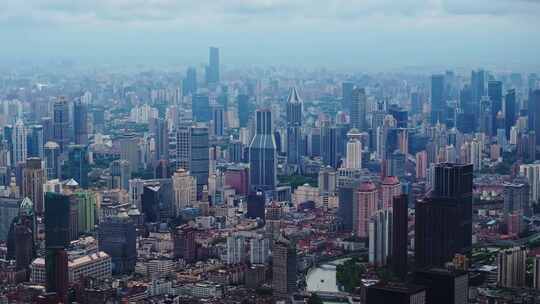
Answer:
[0,48,539,303]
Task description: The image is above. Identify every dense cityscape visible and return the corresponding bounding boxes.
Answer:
[0,2,540,303]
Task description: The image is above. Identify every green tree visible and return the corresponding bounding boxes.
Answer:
[307,294,323,304]
[336,257,364,293]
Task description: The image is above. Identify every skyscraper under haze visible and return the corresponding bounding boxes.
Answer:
[182,67,197,96]
[351,87,367,131]
[504,89,516,140]
[392,194,408,279]
[206,47,220,84]
[73,99,89,146]
[22,158,45,215]
[249,109,277,193]
[431,74,445,124]
[53,97,70,153]
[286,87,303,165]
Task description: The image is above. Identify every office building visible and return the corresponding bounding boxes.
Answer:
[342,81,354,110]
[250,235,269,265]
[119,134,140,173]
[172,168,197,214]
[249,109,277,193]
[212,105,225,137]
[153,117,169,161]
[22,158,45,214]
[182,67,197,96]
[366,282,426,304]
[272,237,297,297]
[497,246,527,288]
[73,99,88,146]
[53,97,70,153]
[530,90,540,143]
[28,125,44,159]
[286,87,303,165]
[369,209,392,266]
[192,93,211,122]
[355,181,378,238]
[351,87,367,131]
[12,119,27,166]
[413,268,468,304]
[237,94,251,128]
[67,145,89,188]
[534,255,540,290]
[44,141,60,179]
[226,234,246,265]
[110,159,130,191]
[392,194,408,279]
[321,125,339,169]
[504,89,516,140]
[206,47,220,84]
[381,176,401,210]
[431,74,445,124]
[345,134,362,169]
[98,210,137,274]
[173,224,197,263]
[246,191,265,220]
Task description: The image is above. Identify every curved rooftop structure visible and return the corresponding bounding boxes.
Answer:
[359,181,377,192]
[287,87,302,104]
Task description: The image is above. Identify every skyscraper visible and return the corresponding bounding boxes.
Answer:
[206,47,220,84]
[415,163,473,268]
[345,130,362,169]
[53,97,70,153]
[530,89,540,143]
[212,105,225,137]
[286,87,303,165]
[12,118,27,166]
[67,145,90,188]
[342,81,354,110]
[504,89,516,140]
[351,87,367,131]
[22,158,45,215]
[369,209,392,266]
[321,125,339,168]
[226,234,246,265]
[98,210,137,274]
[173,224,196,263]
[237,94,251,128]
[44,192,70,301]
[171,168,197,214]
[250,235,270,265]
[249,109,277,193]
[192,93,211,122]
[355,181,378,238]
[73,99,89,146]
[246,191,265,220]
[497,247,527,288]
[182,67,197,97]
[44,141,60,179]
[488,80,503,136]
[28,125,44,159]
[392,194,408,279]
[272,237,297,298]
[431,74,445,124]
[153,117,169,161]
[119,134,140,174]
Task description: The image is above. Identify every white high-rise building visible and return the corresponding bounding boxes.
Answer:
[369,209,392,267]
[470,140,482,171]
[13,118,27,165]
[345,139,362,169]
[497,246,527,288]
[520,163,540,203]
[534,255,540,290]
[172,168,197,214]
[250,235,270,265]
[226,234,246,265]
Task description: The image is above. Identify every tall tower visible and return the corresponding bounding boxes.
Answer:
[272,237,297,298]
[73,99,89,146]
[182,67,197,96]
[369,209,392,267]
[206,47,220,84]
[28,125,44,159]
[44,141,60,179]
[351,87,367,131]
[44,192,70,301]
[497,247,527,288]
[53,97,70,153]
[67,145,89,188]
[153,117,169,161]
[212,105,225,137]
[12,118,27,166]
[22,158,45,215]
[431,74,445,124]
[355,181,378,238]
[173,124,209,197]
[488,80,503,137]
[249,109,277,193]
[504,89,516,140]
[98,210,137,274]
[345,128,362,169]
[286,87,303,165]
[392,194,408,279]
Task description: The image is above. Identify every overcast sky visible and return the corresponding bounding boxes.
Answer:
[1,0,539,70]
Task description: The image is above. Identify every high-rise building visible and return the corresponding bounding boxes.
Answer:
[530,90,540,143]
[53,97,70,153]
[182,67,197,97]
[192,93,211,122]
[416,151,428,179]
[237,94,251,128]
[98,210,137,274]
[366,282,426,304]
[172,168,197,215]
[73,191,96,234]
[110,159,131,191]
[212,105,225,137]
[250,235,270,265]
[415,163,473,268]
[431,74,445,124]
[355,181,378,238]
[247,191,265,220]
[338,183,356,231]
[345,135,362,169]
[497,246,527,288]
[369,209,392,266]
[286,87,303,165]
[153,117,169,161]
[351,87,367,131]
[44,141,61,179]
[392,195,408,279]
[520,163,540,204]
[28,125,44,159]
[342,82,354,110]
[67,145,90,188]
[22,158,45,214]
[73,99,88,146]
[534,255,540,290]
[318,166,337,195]
[249,109,277,193]
[226,234,246,265]
[413,268,468,304]
[12,119,27,166]
[488,80,503,136]
[272,237,297,297]
[503,179,530,216]
[173,224,196,263]
[119,134,140,174]
[321,125,339,169]
[381,176,401,210]
[504,89,516,140]
[206,47,220,84]
[44,192,70,301]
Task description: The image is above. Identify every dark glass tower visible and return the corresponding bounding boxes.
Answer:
[53,97,70,153]
[28,125,44,158]
[392,194,408,279]
[182,67,197,97]
[73,99,89,146]
[504,89,516,140]
[44,192,70,301]
[488,80,503,136]
[321,125,339,169]
[237,94,251,128]
[246,191,265,220]
[249,109,277,193]
[98,211,137,274]
[286,87,303,165]
[342,81,354,110]
[206,47,220,84]
[153,117,169,161]
[192,93,211,122]
[431,74,445,124]
[66,145,90,188]
[529,89,540,143]
[351,87,367,131]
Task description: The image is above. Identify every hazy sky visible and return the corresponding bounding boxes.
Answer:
[1,0,539,70]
